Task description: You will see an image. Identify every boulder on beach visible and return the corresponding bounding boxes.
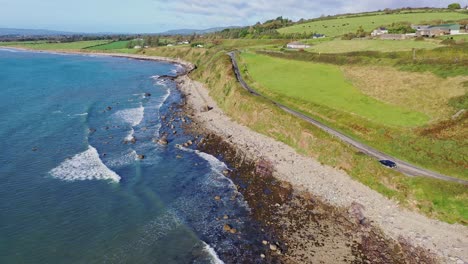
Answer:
[200,105,213,112]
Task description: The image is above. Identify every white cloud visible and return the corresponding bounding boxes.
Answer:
[154,0,463,29]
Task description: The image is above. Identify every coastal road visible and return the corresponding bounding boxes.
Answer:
[227,51,468,185]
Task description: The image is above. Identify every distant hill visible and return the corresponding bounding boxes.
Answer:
[159,27,239,35]
[0,28,78,36]
[278,11,468,37]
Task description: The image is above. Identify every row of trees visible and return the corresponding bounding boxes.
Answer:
[208,17,295,39]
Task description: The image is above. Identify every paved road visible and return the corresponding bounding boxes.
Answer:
[228,52,468,185]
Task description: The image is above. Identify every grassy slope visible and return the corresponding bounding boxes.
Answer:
[240,52,429,127]
[4,40,467,224]
[278,12,468,36]
[1,40,110,50]
[306,39,442,53]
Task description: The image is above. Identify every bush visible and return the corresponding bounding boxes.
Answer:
[441,38,456,45]
[448,3,461,9]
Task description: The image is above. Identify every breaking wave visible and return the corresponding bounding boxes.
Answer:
[202,242,225,264]
[50,146,121,182]
[113,103,144,127]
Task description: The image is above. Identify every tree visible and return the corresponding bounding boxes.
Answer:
[448,3,461,9]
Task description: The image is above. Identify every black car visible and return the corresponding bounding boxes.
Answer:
[379,160,397,168]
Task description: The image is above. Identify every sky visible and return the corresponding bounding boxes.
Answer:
[0,0,464,33]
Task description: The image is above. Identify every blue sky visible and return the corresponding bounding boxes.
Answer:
[0,0,462,33]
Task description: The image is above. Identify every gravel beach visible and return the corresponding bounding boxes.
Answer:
[175,73,468,264]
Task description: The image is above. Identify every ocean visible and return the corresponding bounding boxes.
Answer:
[0,49,264,263]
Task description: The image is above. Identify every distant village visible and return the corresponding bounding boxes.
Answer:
[286,23,468,49]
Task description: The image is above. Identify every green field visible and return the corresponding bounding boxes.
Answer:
[240,52,429,127]
[278,12,468,36]
[86,40,130,50]
[0,40,110,50]
[305,39,442,53]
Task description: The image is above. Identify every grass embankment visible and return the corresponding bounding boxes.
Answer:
[278,11,468,36]
[5,39,467,224]
[0,40,110,50]
[305,39,442,53]
[239,52,467,180]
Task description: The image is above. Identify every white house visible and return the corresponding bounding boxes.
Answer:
[286,41,310,49]
[371,27,388,37]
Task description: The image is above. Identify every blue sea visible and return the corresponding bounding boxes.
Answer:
[0,49,263,263]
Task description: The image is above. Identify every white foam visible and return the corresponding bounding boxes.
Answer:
[178,147,250,211]
[125,128,135,142]
[0,48,20,53]
[150,75,160,80]
[74,112,88,116]
[113,103,144,127]
[50,146,121,182]
[105,150,138,168]
[202,242,225,264]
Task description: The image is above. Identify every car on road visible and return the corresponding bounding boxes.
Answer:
[379,160,397,168]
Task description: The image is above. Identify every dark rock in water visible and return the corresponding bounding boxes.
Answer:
[155,137,168,145]
[144,92,151,97]
[106,106,112,111]
[32,147,38,152]
[88,128,97,134]
[223,224,233,232]
[137,154,145,160]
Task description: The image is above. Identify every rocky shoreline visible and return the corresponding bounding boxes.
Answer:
[173,71,467,263]
[171,78,439,263]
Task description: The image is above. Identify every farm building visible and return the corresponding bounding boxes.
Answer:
[287,41,311,49]
[312,33,326,39]
[371,27,388,36]
[379,34,407,40]
[416,24,460,37]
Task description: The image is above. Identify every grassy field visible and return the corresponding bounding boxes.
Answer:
[305,39,442,53]
[5,39,467,224]
[240,52,429,127]
[0,40,110,50]
[86,40,130,50]
[278,12,468,36]
[239,52,467,180]
[342,66,468,121]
